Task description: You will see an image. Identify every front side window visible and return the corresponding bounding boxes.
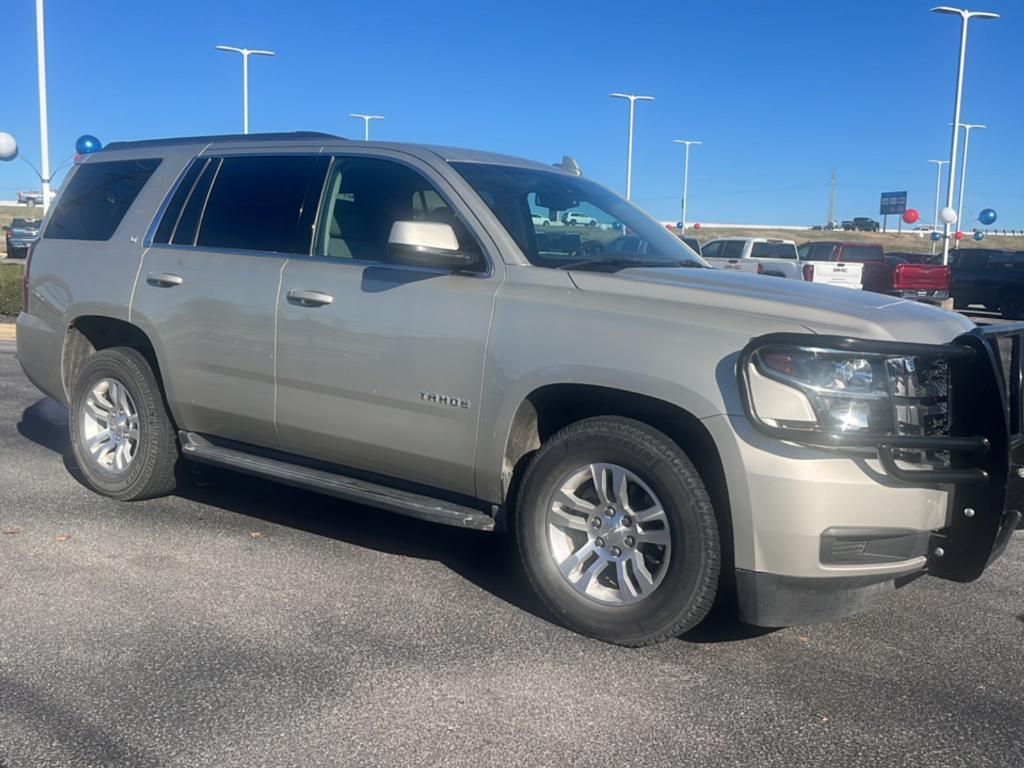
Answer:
[45,158,161,241]
[196,155,320,254]
[452,163,702,270]
[314,157,478,263]
[702,241,724,259]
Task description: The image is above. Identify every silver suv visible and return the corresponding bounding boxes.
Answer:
[16,132,1023,645]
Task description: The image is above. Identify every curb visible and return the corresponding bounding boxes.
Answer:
[0,324,16,342]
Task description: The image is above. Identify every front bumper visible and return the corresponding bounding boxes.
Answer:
[727,323,1024,624]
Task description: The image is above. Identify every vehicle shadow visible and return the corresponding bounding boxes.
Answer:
[17,396,764,644]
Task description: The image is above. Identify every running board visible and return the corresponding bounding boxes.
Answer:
[178,431,495,531]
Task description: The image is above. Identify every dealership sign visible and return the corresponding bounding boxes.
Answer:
[880,191,908,215]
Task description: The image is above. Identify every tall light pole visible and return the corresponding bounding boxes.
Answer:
[672,139,701,231]
[609,93,654,200]
[928,159,948,254]
[954,122,985,245]
[930,6,999,265]
[35,0,51,213]
[349,114,385,141]
[215,45,275,134]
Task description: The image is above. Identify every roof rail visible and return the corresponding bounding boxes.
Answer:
[102,131,344,151]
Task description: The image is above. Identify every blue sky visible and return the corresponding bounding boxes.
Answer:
[3,0,1021,227]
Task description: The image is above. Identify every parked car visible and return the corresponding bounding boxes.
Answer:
[562,211,598,227]
[798,241,949,303]
[16,132,1022,645]
[701,237,803,279]
[531,212,553,227]
[842,217,880,232]
[4,217,41,259]
[17,191,43,206]
[949,249,1024,318]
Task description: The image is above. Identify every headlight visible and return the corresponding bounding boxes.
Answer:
[747,347,907,434]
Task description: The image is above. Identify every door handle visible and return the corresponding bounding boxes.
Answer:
[146,272,183,288]
[287,289,334,307]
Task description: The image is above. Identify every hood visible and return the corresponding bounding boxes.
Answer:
[568,266,974,345]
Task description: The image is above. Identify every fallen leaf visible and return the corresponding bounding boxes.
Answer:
[2,528,21,535]
[816,713,829,724]
[249,532,264,539]
[797,635,810,645]
[54,534,71,542]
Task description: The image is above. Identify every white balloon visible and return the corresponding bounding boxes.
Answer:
[0,132,17,161]
[939,206,958,224]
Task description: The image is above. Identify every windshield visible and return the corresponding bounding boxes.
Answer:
[451,163,704,269]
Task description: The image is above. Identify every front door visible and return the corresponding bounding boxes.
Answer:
[274,154,501,497]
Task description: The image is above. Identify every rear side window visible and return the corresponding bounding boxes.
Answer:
[720,241,745,259]
[153,158,206,244]
[171,159,218,246]
[197,155,319,253]
[45,158,161,241]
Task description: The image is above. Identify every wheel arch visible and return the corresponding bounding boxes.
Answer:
[61,315,166,406]
[496,383,734,572]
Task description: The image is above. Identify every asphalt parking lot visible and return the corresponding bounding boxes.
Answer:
[1,338,1022,768]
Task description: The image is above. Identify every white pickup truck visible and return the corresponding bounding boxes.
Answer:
[701,237,803,279]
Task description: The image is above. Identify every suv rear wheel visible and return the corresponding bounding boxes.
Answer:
[516,416,720,646]
[68,347,178,501]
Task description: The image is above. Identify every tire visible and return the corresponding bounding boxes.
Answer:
[68,347,179,501]
[1001,290,1024,320]
[515,416,720,646]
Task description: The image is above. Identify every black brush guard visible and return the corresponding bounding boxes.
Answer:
[739,323,1024,582]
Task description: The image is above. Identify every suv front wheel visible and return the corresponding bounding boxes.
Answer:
[516,417,720,646]
[69,347,179,501]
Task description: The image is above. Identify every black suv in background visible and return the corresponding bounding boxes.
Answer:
[949,249,1024,318]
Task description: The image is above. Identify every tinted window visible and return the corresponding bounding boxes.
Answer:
[838,245,883,262]
[720,241,745,259]
[797,244,813,260]
[45,158,161,241]
[315,157,479,263]
[812,244,836,261]
[750,242,797,259]
[153,158,205,244]
[172,159,218,246]
[197,155,319,253]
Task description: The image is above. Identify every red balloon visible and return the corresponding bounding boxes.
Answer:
[902,208,919,224]
[694,222,702,231]
[954,231,965,241]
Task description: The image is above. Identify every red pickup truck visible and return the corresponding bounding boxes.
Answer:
[797,241,949,303]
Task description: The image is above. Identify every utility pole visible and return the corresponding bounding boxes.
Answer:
[35,0,51,213]
[827,168,836,228]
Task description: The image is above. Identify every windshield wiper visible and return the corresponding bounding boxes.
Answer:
[558,258,701,272]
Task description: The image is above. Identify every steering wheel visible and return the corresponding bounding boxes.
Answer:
[569,240,606,260]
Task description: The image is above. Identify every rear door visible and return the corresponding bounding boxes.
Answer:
[274,152,502,497]
[133,152,325,448]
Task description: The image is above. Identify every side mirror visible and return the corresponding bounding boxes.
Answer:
[387,221,479,270]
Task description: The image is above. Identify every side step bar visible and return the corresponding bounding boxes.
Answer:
[178,431,495,531]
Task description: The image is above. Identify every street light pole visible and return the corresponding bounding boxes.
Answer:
[928,159,948,255]
[930,6,999,265]
[349,114,385,141]
[954,122,985,246]
[609,93,654,200]
[35,0,51,213]
[215,45,275,134]
[672,140,702,231]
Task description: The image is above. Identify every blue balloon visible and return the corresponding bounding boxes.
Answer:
[978,208,997,226]
[973,230,985,241]
[930,231,942,242]
[75,134,102,155]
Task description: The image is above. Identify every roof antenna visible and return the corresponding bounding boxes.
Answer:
[555,156,581,176]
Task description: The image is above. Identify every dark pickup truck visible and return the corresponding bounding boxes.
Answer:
[949,249,1024,318]
[798,241,950,303]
